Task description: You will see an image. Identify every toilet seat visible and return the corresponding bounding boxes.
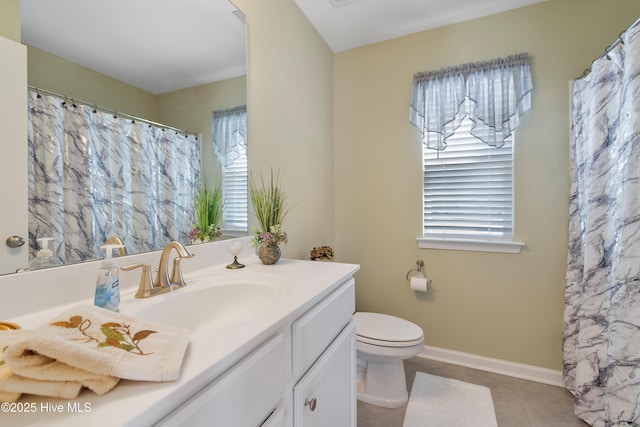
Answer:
[354,312,424,348]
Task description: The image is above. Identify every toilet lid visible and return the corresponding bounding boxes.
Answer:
[354,312,423,344]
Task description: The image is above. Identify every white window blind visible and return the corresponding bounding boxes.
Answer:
[222,143,248,232]
[423,116,513,240]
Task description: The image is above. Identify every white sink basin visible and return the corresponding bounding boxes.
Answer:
[132,279,282,332]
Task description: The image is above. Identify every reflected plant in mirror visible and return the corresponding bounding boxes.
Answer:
[189,183,224,244]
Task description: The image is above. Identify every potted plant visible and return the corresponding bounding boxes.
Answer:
[188,182,223,243]
[249,169,290,264]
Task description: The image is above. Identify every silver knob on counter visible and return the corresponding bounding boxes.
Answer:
[5,236,25,248]
[304,397,317,411]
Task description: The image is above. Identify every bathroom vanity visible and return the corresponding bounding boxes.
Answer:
[0,238,359,426]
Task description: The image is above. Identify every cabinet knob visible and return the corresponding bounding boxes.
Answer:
[5,236,25,248]
[304,397,317,411]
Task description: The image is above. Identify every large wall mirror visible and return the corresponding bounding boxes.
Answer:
[1,0,247,276]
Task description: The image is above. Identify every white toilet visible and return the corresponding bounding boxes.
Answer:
[354,312,424,408]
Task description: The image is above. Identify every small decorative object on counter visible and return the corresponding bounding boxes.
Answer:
[226,241,246,269]
[310,246,334,261]
[189,182,223,243]
[249,169,290,265]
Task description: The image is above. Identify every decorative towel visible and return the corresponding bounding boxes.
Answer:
[1,328,88,399]
[4,304,190,396]
[0,330,22,402]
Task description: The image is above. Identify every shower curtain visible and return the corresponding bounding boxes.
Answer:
[564,22,640,426]
[27,92,200,264]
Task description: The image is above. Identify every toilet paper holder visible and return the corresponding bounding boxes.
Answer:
[406,259,427,281]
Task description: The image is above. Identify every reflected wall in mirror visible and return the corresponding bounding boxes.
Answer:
[1,0,248,275]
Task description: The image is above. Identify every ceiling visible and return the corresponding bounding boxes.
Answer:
[20,0,247,95]
[294,0,548,52]
[21,0,547,95]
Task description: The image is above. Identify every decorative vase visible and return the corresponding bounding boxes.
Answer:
[258,244,281,265]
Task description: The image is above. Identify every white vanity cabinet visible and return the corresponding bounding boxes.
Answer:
[156,276,357,427]
[291,279,356,427]
[0,253,359,427]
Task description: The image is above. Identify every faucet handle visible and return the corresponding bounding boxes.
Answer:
[169,254,192,288]
[122,263,168,298]
[169,243,194,288]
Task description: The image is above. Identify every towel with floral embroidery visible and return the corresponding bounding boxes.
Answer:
[3,305,190,395]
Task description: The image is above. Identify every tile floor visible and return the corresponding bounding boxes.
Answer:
[357,357,589,427]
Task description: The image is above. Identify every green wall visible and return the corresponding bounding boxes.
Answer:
[28,46,157,120]
[333,0,640,370]
[0,0,20,41]
[234,0,336,259]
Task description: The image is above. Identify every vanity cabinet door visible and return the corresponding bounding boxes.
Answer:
[293,321,356,427]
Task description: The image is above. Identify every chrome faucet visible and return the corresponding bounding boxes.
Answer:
[121,241,194,298]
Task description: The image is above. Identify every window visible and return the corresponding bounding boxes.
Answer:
[211,106,248,233]
[410,54,531,253]
[423,116,513,240]
[221,144,248,232]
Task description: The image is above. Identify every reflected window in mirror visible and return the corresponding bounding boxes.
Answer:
[212,106,248,233]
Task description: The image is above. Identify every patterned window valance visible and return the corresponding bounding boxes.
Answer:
[212,105,247,167]
[409,53,532,150]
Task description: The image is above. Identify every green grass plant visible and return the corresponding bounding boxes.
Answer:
[249,169,290,234]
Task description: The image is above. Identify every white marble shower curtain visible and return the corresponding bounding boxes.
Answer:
[564,23,640,427]
[27,93,200,264]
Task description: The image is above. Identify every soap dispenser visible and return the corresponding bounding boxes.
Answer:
[28,237,63,271]
[94,244,124,312]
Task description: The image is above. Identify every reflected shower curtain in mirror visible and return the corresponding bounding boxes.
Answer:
[27,92,200,264]
[564,23,640,426]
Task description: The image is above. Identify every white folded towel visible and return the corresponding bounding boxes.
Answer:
[0,330,22,402]
[4,304,190,395]
[1,375,82,399]
[2,331,80,401]
[1,328,98,398]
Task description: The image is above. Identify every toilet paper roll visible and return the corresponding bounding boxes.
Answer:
[410,276,428,293]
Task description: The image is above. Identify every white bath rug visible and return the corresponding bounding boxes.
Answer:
[402,372,498,427]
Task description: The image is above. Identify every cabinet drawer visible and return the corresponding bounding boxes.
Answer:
[292,279,355,377]
[157,333,286,427]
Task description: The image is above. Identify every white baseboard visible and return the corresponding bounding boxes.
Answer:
[418,345,564,387]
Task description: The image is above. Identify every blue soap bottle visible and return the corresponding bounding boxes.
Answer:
[94,244,124,312]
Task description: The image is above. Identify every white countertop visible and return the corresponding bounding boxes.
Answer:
[0,252,359,426]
